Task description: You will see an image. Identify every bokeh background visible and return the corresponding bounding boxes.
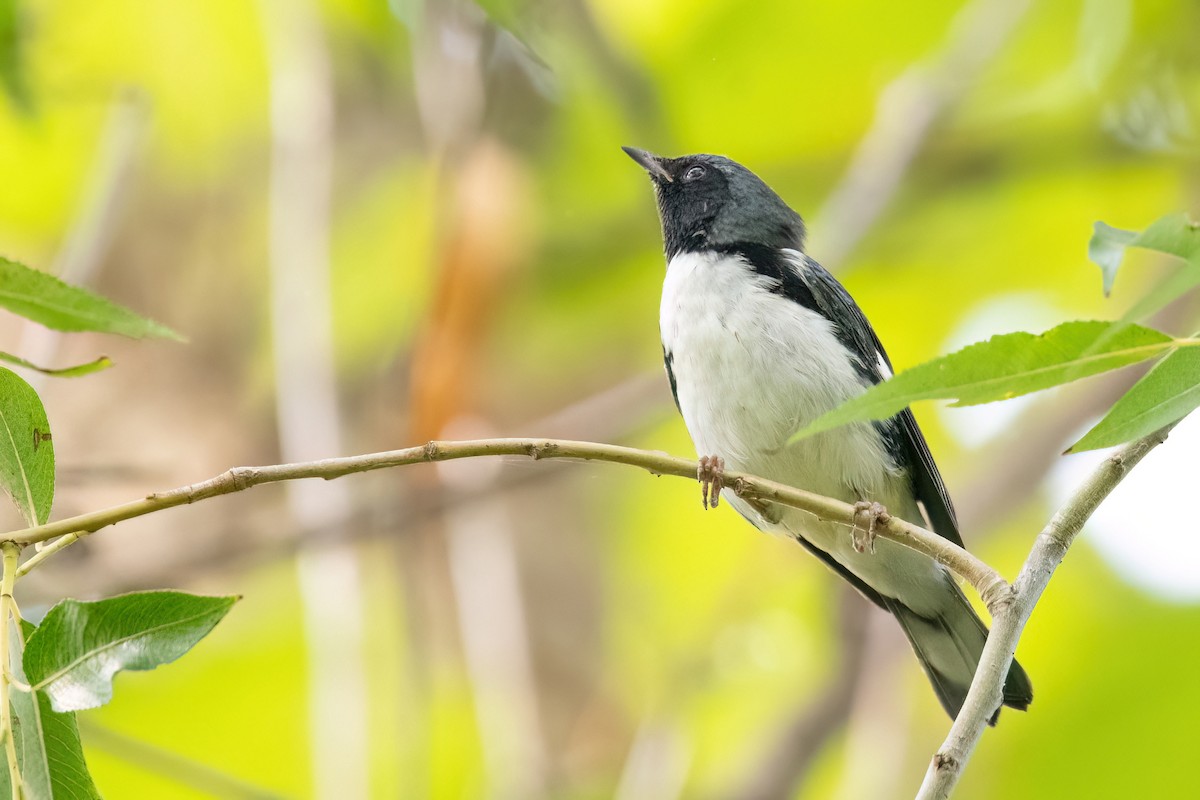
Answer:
[2,0,1199,797]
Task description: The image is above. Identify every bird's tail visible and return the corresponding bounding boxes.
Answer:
[884,579,1032,724]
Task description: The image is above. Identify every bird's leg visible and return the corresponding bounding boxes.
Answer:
[697,455,725,510]
[852,501,891,554]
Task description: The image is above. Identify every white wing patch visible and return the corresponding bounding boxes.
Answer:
[875,351,893,379]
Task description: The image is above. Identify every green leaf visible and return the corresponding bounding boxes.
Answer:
[8,620,102,800]
[1089,221,1137,296]
[0,353,113,378]
[21,692,100,799]
[1069,346,1200,452]
[1089,213,1200,299]
[0,366,54,525]
[0,258,182,340]
[24,592,239,713]
[791,321,1178,441]
[1132,213,1200,262]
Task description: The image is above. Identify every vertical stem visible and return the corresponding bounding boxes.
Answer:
[258,0,370,795]
[0,541,22,799]
[915,425,1175,798]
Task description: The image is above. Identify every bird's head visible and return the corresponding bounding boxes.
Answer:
[622,147,806,259]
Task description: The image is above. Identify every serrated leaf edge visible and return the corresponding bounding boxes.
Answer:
[789,327,1192,443]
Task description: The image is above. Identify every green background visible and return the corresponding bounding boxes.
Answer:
[1,0,1198,797]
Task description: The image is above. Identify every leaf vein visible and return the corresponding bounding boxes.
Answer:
[30,608,225,693]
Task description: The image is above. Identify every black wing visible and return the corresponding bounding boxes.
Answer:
[790,252,964,549]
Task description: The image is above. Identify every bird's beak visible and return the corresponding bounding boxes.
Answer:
[622,146,673,183]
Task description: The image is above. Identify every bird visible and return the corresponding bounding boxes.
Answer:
[623,146,1032,723]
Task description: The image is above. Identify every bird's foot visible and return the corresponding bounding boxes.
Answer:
[698,455,725,510]
[852,501,891,554]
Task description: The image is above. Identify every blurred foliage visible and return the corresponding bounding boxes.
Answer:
[0,0,31,113]
[2,0,1200,797]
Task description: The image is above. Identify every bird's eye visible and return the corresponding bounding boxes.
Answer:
[684,165,706,181]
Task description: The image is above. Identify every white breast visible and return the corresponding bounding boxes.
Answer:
[667,250,955,614]
[660,249,953,613]
[659,249,897,507]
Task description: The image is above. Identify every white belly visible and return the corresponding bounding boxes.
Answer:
[660,250,897,501]
[660,250,949,613]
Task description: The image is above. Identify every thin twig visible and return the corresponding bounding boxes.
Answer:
[16,533,79,579]
[19,376,669,596]
[915,423,1177,799]
[2,438,1006,603]
[0,541,21,799]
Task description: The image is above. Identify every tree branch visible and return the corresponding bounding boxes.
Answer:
[18,376,669,593]
[1,438,1006,603]
[915,423,1177,799]
[3,421,1176,799]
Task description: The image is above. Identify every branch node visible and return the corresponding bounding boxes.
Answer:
[528,441,558,460]
[932,752,958,771]
[981,579,1015,618]
[731,479,784,522]
[227,466,258,492]
[423,441,440,460]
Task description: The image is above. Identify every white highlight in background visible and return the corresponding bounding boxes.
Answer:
[1048,412,1200,602]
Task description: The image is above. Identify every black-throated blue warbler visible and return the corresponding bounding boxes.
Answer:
[624,146,1032,722]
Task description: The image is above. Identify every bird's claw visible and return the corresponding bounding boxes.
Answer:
[852,501,890,554]
[698,455,725,510]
